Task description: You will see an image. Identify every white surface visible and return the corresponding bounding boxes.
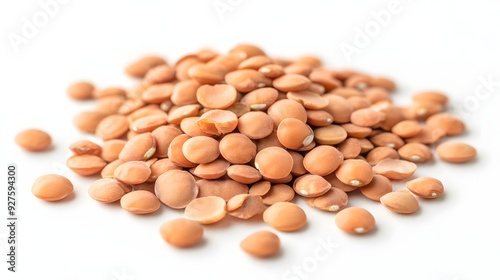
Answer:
[1,1,500,280]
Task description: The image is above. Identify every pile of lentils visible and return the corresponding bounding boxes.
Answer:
[16,44,477,258]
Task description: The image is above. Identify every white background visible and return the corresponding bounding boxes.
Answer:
[1,1,500,280]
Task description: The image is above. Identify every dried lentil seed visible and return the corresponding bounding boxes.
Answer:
[263,202,307,232]
[88,178,132,203]
[114,161,151,185]
[67,154,107,176]
[160,218,203,248]
[306,187,348,212]
[240,231,280,258]
[359,174,392,201]
[398,143,433,163]
[335,207,375,234]
[436,142,476,163]
[335,159,373,187]
[15,129,52,152]
[293,174,331,197]
[120,190,161,214]
[155,170,198,209]
[32,174,74,202]
[406,177,444,198]
[185,196,226,224]
[380,191,419,214]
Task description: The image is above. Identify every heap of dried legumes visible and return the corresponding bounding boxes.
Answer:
[19,44,477,258]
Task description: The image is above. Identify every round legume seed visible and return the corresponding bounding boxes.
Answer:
[322,94,354,124]
[230,44,266,57]
[272,73,312,92]
[119,132,156,162]
[67,81,94,100]
[15,129,52,152]
[240,87,279,110]
[255,147,293,179]
[155,170,198,209]
[196,84,238,109]
[120,190,161,214]
[141,83,174,104]
[268,99,308,128]
[380,191,419,214]
[436,142,477,163]
[237,111,274,140]
[350,108,384,127]
[32,174,73,202]
[114,161,151,185]
[263,202,307,232]
[397,142,433,163]
[171,80,201,106]
[184,196,227,224]
[240,231,281,258]
[226,165,262,184]
[188,63,227,85]
[359,174,392,201]
[219,133,256,164]
[95,114,129,141]
[412,91,448,106]
[69,140,102,156]
[88,178,132,203]
[160,218,203,248]
[337,138,362,159]
[197,109,238,136]
[143,64,175,85]
[293,174,331,197]
[391,120,422,138]
[306,110,334,127]
[370,132,405,149]
[277,118,314,150]
[67,154,107,176]
[335,159,373,187]
[306,187,348,212]
[340,123,372,139]
[182,136,220,164]
[406,177,444,198]
[191,159,230,180]
[303,145,344,176]
[335,207,376,234]
[313,125,348,145]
